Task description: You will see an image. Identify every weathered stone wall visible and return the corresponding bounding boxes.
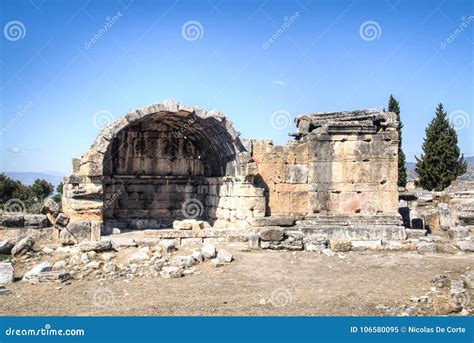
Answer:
[251,140,309,216]
[247,110,399,218]
[62,101,264,238]
[61,102,402,242]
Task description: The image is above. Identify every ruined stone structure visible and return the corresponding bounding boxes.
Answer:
[61,101,406,243]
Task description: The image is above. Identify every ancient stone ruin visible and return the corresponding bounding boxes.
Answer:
[59,100,405,245]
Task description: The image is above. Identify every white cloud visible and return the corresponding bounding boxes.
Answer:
[272,80,286,87]
[7,147,22,154]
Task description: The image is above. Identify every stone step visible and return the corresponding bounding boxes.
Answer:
[297,215,402,227]
[287,225,406,241]
[249,216,296,227]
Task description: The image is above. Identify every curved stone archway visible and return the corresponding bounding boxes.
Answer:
[62,101,265,235]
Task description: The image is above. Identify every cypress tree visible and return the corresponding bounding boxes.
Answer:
[415,103,467,191]
[388,95,407,187]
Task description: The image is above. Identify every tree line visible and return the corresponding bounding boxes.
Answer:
[0,174,62,213]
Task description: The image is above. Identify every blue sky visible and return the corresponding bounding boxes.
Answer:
[0,0,473,174]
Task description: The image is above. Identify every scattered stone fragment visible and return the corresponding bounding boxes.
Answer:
[52,260,67,270]
[78,240,113,252]
[35,271,71,282]
[11,237,35,257]
[447,226,470,240]
[416,242,438,253]
[455,241,474,252]
[128,247,150,264]
[0,285,10,294]
[83,261,101,270]
[101,252,115,262]
[202,244,217,259]
[322,248,334,257]
[170,255,195,269]
[430,275,450,288]
[217,249,233,263]
[54,213,70,227]
[173,220,193,230]
[159,239,176,253]
[103,262,117,273]
[191,250,203,262]
[41,198,60,215]
[330,240,351,252]
[160,266,183,278]
[0,262,14,284]
[23,262,52,281]
[0,240,14,254]
[211,258,223,267]
[42,246,54,254]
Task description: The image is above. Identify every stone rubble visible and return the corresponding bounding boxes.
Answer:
[11,237,35,257]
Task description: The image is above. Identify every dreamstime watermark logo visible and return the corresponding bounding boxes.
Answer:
[5,323,85,337]
[359,21,382,41]
[0,101,33,135]
[270,288,292,307]
[270,110,292,130]
[4,20,26,41]
[181,21,204,41]
[92,287,115,307]
[449,110,470,130]
[262,11,300,49]
[440,16,474,50]
[93,110,114,130]
[3,199,26,213]
[182,198,204,219]
[84,11,123,50]
[99,189,123,215]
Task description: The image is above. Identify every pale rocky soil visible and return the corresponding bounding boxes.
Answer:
[1,250,472,316]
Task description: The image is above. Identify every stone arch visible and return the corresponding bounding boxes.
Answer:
[62,101,265,234]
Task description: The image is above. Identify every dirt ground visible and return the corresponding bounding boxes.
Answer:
[1,250,472,316]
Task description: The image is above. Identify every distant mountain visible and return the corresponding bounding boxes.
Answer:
[3,172,65,187]
[406,156,474,181]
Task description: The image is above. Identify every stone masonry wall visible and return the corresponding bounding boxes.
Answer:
[251,140,309,216]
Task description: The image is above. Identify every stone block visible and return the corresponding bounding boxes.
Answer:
[330,240,352,252]
[61,221,91,244]
[11,237,34,257]
[423,210,440,234]
[438,203,451,230]
[0,240,14,254]
[0,262,14,283]
[285,164,308,184]
[406,229,427,238]
[1,214,24,228]
[455,241,474,252]
[259,227,284,241]
[447,227,470,240]
[351,240,382,251]
[202,243,217,259]
[78,240,113,252]
[23,262,52,281]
